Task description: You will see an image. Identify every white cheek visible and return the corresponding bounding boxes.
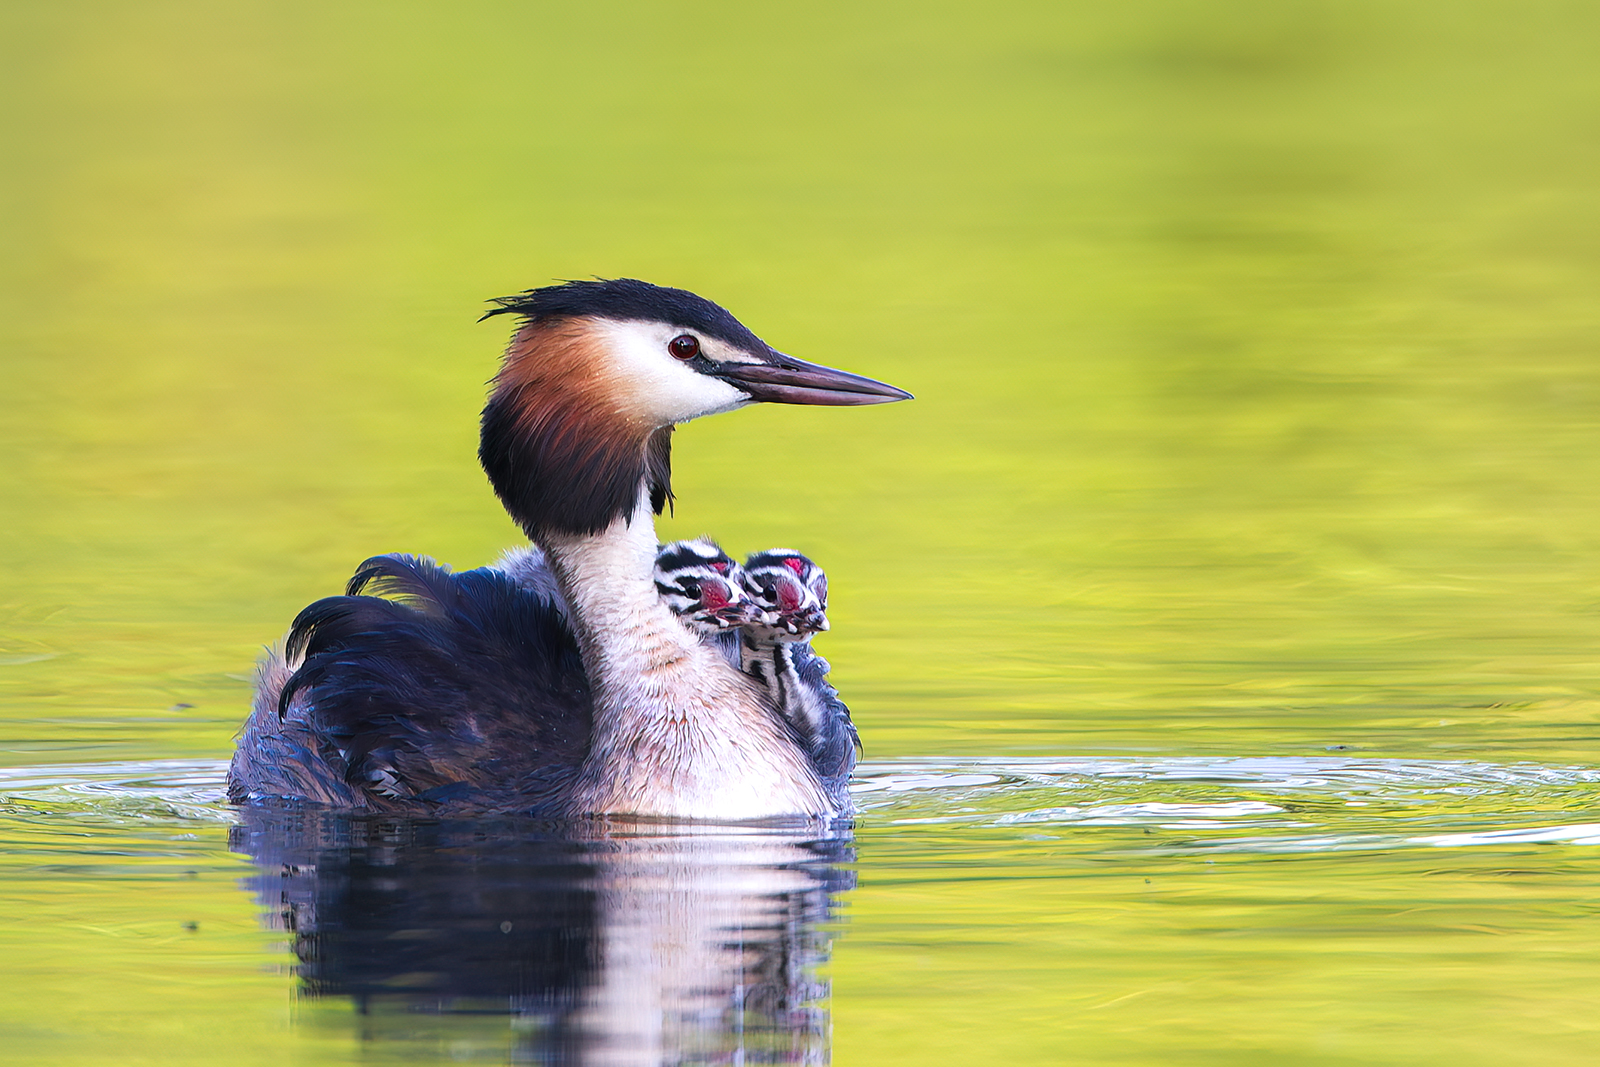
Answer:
[596,321,750,424]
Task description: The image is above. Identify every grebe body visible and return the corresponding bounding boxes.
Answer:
[228,279,908,820]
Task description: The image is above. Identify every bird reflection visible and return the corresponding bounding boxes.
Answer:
[230,807,854,1064]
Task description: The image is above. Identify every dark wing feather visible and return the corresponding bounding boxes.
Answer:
[279,593,422,716]
[346,553,460,612]
[236,557,593,814]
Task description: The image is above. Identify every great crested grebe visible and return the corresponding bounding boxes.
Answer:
[739,549,861,782]
[228,278,909,820]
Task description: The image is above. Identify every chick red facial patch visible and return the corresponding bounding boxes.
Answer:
[776,577,804,612]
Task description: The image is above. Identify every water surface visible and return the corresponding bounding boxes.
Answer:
[4,0,1600,1063]
[3,758,1599,1062]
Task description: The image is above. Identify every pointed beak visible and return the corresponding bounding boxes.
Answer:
[721,599,764,627]
[713,352,912,406]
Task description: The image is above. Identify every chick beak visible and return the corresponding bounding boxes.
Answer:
[713,351,912,406]
[783,608,829,636]
[727,599,764,627]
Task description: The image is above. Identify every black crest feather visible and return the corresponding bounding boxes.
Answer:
[476,279,773,537]
[482,278,769,356]
[480,395,671,539]
[646,426,674,516]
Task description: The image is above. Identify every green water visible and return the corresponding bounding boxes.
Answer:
[5,0,1600,1062]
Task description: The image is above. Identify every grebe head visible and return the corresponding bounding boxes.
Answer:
[653,538,759,635]
[741,549,829,642]
[478,279,912,540]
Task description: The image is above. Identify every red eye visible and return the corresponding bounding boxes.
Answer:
[669,335,700,360]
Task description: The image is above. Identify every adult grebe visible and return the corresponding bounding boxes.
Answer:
[228,278,909,820]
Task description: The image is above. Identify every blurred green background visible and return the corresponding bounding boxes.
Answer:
[7,0,1600,768]
[4,1,1600,1063]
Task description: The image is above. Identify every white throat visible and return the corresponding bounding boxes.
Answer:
[539,488,833,820]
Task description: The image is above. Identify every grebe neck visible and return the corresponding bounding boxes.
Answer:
[539,489,833,820]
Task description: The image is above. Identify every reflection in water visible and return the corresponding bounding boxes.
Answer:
[230,808,854,1064]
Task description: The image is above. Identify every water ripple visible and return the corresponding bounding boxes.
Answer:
[0,756,1596,854]
[0,759,232,823]
[852,756,1600,854]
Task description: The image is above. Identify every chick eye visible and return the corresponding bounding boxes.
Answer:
[668,334,700,360]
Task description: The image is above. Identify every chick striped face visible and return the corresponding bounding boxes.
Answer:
[654,539,759,634]
[741,549,829,642]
